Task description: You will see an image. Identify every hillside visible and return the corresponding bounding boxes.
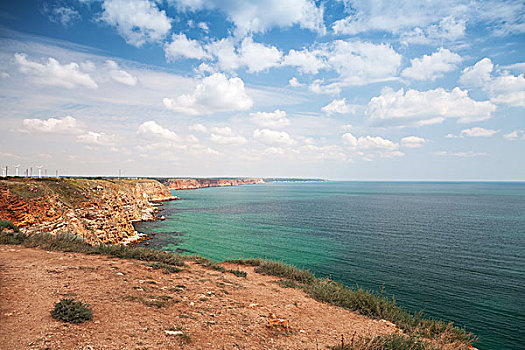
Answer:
[0,244,447,350]
[0,178,177,245]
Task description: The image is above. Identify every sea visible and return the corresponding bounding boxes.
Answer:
[134,181,525,350]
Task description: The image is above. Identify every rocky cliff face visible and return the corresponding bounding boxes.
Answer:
[0,178,176,245]
[161,178,264,190]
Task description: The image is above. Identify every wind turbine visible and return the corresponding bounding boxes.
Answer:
[36,165,43,178]
[14,164,20,177]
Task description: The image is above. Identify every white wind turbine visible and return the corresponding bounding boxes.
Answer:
[14,164,20,177]
[36,165,44,178]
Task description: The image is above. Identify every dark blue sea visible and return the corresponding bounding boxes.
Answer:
[135,182,525,349]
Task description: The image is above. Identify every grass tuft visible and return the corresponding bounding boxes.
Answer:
[0,219,20,233]
[50,298,93,324]
[225,257,475,346]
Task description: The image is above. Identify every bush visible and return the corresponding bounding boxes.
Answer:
[0,219,19,232]
[50,298,93,324]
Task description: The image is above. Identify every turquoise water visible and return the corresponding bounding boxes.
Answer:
[135,182,525,349]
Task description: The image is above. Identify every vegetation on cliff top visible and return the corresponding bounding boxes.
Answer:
[0,227,475,349]
[227,258,475,347]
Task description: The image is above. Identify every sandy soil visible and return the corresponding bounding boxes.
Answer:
[0,245,396,350]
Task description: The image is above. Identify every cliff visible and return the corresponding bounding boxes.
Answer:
[159,178,265,190]
[0,178,177,245]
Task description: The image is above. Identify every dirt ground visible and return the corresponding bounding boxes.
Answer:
[0,245,396,350]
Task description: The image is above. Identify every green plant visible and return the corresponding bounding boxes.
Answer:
[144,262,181,274]
[50,298,93,324]
[0,219,19,232]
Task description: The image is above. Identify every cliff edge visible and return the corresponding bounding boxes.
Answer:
[0,178,176,245]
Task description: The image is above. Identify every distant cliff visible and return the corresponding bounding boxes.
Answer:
[159,178,265,190]
[0,178,176,245]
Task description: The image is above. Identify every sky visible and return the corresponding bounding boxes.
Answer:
[0,0,523,180]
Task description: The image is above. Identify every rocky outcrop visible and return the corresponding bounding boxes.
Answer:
[0,178,177,245]
[160,178,265,190]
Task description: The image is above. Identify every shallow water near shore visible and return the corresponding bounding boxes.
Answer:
[135,181,525,350]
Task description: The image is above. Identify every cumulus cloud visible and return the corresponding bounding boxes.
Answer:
[237,37,282,73]
[282,49,326,74]
[46,6,81,27]
[460,58,525,107]
[460,127,499,137]
[332,1,524,41]
[21,116,83,134]
[342,132,404,159]
[77,131,117,146]
[503,130,525,140]
[172,0,325,35]
[209,127,247,144]
[137,121,180,141]
[401,48,462,81]
[205,37,282,73]
[250,110,290,128]
[436,151,487,157]
[15,53,98,89]
[106,60,138,86]
[253,129,296,146]
[101,0,172,47]
[288,77,303,87]
[401,136,428,148]
[189,123,208,133]
[321,40,402,86]
[164,33,209,61]
[459,58,493,87]
[163,73,253,116]
[321,98,357,115]
[366,87,497,126]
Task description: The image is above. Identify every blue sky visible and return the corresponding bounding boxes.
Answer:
[0,0,523,180]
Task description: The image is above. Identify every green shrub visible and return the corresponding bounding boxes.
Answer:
[50,298,93,324]
[331,333,436,350]
[0,219,19,232]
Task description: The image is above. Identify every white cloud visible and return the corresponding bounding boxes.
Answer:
[436,151,487,157]
[460,58,525,107]
[209,127,247,144]
[282,49,326,74]
[459,58,493,87]
[331,1,524,40]
[401,136,428,148]
[503,130,525,140]
[205,37,282,73]
[321,98,356,115]
[137,121,179,141]
[15,53,98,89]
[0,72,9,79]
[489,73,525,107]
[460,127,499,137]
[77,131,117,146]
[205,38,239,71]
[309,79,341,95]
[172,0,325,35]
[189,123,208,133]
[321,40,402,86]
[366,87,497,126]
[101,0,172,47]
[163,73,253,115]
[198,22,209,31]
[401,48,462,81]
[288,77,303,87]
[106,60,138,86]
[47,6,81,28]
[342,132,403,159]
[237,37,282,73]
[164,33,209,61]
[251,109,290,128]
[503,62,525,73]
[253,129,296,146]
[21,116,83,134]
